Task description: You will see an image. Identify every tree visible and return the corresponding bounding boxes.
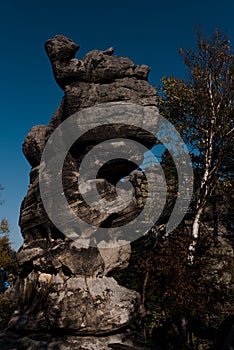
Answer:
[0,185,18,330]
[0,186,18,274]
[157,30,234,262]
[0,219,9,235]
[0,186,10,239]
[0,235,18,274]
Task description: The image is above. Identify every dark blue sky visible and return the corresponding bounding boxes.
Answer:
[1,0,234,250]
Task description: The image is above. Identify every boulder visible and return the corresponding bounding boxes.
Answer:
[3,35,160,349]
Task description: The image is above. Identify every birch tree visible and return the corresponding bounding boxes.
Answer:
[158,30,234,263]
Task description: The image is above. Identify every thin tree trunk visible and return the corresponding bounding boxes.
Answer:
[142,271,149,307]
[142,271,149,340]
[188,206,203,264]
[212,189,218,238]
[188,76,216,264]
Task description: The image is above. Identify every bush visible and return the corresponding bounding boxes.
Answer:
[0,294,15,330]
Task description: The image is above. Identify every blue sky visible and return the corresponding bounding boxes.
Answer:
[0,0,234,250]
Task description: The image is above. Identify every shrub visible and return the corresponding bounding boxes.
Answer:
[0,294,15,330]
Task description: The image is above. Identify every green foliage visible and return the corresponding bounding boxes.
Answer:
[157,30,234,245]
[158,29,233,178]
[0,294,15,331]
[0,185,18,330]
[158,30,234,160]
[0,185,18,275]
[116,30,234,348]
[0,235,18,275]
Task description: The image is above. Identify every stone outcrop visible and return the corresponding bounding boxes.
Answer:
[0,35,160,349]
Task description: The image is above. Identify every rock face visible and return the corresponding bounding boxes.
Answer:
[2,35,160,349]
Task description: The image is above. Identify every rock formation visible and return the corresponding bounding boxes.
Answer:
[0,35,160,349]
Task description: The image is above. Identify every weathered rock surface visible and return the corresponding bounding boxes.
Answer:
[1,35,160,349]
[0,333,146,350]
[44,35,150,89]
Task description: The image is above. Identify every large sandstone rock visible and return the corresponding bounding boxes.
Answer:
[1,35,160,349]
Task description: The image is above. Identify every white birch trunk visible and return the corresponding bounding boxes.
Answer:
[187,74,216,264]
[187,207,203,264]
